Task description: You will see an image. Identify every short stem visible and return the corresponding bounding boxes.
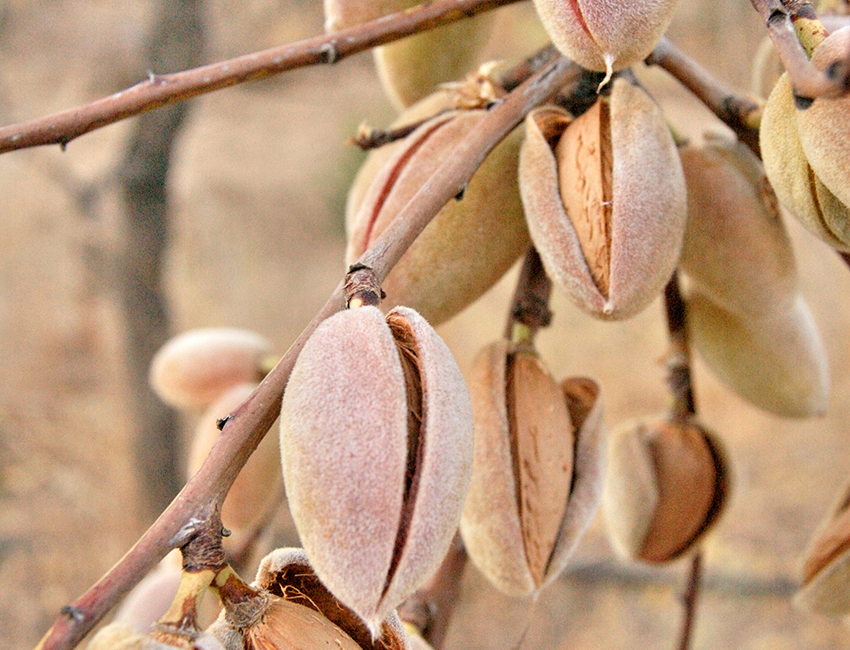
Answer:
[503,246,553,345]
[151,568,216,641]
[663,272,696,422]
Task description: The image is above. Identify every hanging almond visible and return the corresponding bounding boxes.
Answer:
[324,0,494,109]
[460,340,605,596]
[603,416,730,564]
[347,96,528,326]
[279,306,473,630]
[687,291,830,418]
[519,78,687,320]
[678,136,798,319]
[531,0,681,83]
[149,328,273,411]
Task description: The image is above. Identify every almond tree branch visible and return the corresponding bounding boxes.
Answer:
[645,37,763,156]
[749,0,850,100]
[34,52,581,650]
[0,0,522,154]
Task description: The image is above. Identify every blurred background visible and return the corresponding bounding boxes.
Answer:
[2,0,850,648]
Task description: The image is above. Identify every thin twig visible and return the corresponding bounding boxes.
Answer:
[749,0,850,100]
[503,245,553,342]
[0,0,522,154]
[677,552,704,650]
[646,37,763,156]
[34,53,580,650]
[663,274,703,650]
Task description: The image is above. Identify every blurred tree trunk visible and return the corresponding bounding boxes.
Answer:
[120,0,205,522]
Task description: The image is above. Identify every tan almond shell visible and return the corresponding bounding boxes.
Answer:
[794,479,850,616]
[347,110,529,326]
[188,383,282,551]
[761,72,850,251]
[149,328,272,411]
[687,290,830,418]
[603,417,729,563]
[279,306,473,629]
[519,80,687,320]
[678,137,798,318]
[531,0,680,74]
[460,340,605,596]
[797,26,850,209]
[253,547,411,650]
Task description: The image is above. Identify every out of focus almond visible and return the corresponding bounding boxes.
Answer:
[149,328,273,411]
[603,416,729,563]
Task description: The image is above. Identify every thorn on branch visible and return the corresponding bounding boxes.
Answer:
[60,606,85,623]
[454,185,466,201]
[321,41,339,64]
[216,415,230,431]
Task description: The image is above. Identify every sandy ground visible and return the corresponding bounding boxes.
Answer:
[3,1,850,649]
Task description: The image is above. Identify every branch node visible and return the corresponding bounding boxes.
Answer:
[345,264,384,308]
[169,518,204,547]
[321,41,339,64]
[216,415,230,431]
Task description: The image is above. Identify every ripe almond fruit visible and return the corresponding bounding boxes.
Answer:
[520,78,687,320]
[461,340,604,596]
[279,306,473,630]
[603,416,730,563]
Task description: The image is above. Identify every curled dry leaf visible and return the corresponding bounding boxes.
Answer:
[149,328,273,411]
[531,0,681,82]
[347,101,528,326]
[687,291,829,418]
[603,416,730,564]
[678,136,798,318]
[460,340,605,596]
[279,306,473,630]
[519,78,687,320]
[208,548,410,650]
[188,383,283,556]
[795,479,850,616]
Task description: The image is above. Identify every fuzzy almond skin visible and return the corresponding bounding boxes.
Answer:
[679,137,798,318]
[189,383,282,551]
[520,79,687,320]
[797,26,850,210]
[687,291,830,418]
[531,0,680,75]
[87,622,225,650]
[280,307,408,627]
[460,343,605,596]
[279,306,472,629]
[347,110,529,326]
[149,328,272,411]
[761,72,850,251]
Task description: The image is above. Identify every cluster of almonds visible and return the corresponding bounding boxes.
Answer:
[92,2,850,648]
